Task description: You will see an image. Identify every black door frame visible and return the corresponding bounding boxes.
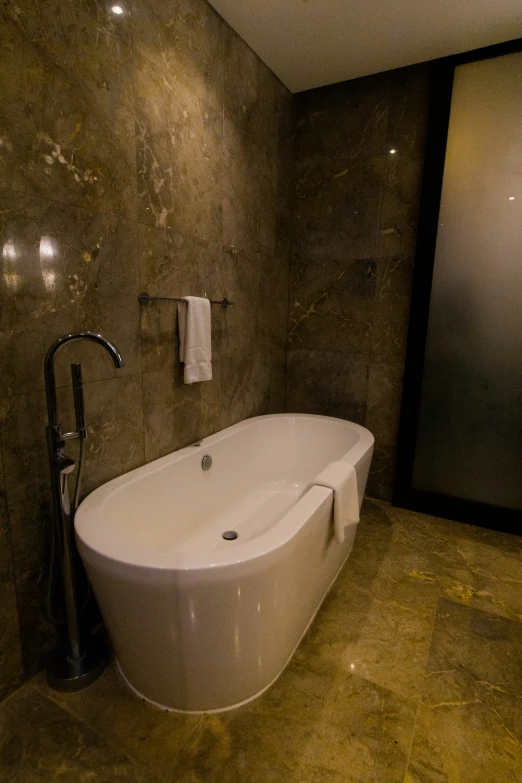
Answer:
[393,37,522,536]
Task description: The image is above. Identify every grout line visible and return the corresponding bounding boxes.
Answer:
[401,533,447,778]
[0,370,145,404]
[31,679,167,782]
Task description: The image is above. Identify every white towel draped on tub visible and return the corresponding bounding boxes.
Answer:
[178,296,212,384]
[313,460,359,544]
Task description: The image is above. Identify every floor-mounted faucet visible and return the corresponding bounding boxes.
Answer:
[44,332,123,691]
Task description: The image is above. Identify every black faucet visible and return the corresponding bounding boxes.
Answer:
[44,332,123,691]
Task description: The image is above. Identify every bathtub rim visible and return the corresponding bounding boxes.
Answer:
[75,413,374,572]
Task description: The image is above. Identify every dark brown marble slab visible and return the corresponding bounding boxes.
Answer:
[0,0,294,689]
[0,578,23,700]
[286,348,368,423]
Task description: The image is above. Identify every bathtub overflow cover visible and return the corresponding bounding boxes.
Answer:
[222,531,238,540]
[201,455,212,471]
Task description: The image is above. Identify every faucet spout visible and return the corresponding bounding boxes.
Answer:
[44,331,123,690]
[44,331,124,427]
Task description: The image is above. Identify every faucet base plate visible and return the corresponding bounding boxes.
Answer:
[46,636,109,692]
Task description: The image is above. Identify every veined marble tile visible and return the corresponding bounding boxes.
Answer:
[365,442,396,501]
[407,598,522,782]
[295,72,390,165]
[34,663,199,781]
[286,348,368,423]
[223,23,281,158]
[406,701,521,783]
[421,599,522,743]
[0,190,141,397]
[292,155,386,263]
[371,256,414,357]
[143,368,222,462]
[171,668,415,783]
[0,375,144,672]
[288,257,376,352]
[365,356,405,447]
[339,499,447,617]
[0,1,44,194]
[0,686,161,783]
[138,224,223,376]
[297,581,435,700]
[166,85,223,244]
[133,53,175,230]
[220,246,272,427]
[223,122,278,256]
[379,65,429,259]
[441,526,522,623]
[18,2,136,218]
[0,578,23,700]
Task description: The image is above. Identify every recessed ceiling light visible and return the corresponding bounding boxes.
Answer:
[389,149,397,154]
[111,5,124,14]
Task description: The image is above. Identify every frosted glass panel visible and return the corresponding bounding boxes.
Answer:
[413,52,522,509]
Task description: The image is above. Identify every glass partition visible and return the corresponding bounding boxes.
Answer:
[412,50,522,509]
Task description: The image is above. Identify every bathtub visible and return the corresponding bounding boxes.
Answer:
[75,414,374,712]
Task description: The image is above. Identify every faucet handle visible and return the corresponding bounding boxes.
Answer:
[58,457,76,476]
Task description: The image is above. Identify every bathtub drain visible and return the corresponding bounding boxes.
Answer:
[222,531,238,541]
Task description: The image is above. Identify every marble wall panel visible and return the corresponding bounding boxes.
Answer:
[0,447,23,699]
[288,257,377,352]
[0,0,294,692]
[1,0,137,218]
[286,349,368,423]
[0,189,141,396]
[287,65,430,500]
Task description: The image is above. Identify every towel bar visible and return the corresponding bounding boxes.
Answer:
[138,292,234,309]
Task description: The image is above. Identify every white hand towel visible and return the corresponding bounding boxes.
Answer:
[313,460,359,544]
[178,296,212,384]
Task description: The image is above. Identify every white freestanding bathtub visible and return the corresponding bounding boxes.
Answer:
[75,414,374,712]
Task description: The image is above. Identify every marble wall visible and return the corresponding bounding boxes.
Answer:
[0,0,293,694]
[286,65,430,500]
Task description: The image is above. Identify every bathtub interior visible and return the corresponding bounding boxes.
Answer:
[91,416,364,556]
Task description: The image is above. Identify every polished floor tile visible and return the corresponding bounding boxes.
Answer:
[405,598,522,782]
[2,501,522,783]
[405,701,521,783]
[440,526,522,623]
[0,686,161,783]
[340,499,449,616]
[33,663,199,781]
[297,582,435,700]
[170,667,416,783]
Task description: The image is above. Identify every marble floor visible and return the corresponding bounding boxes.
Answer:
[1,499,521,782]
